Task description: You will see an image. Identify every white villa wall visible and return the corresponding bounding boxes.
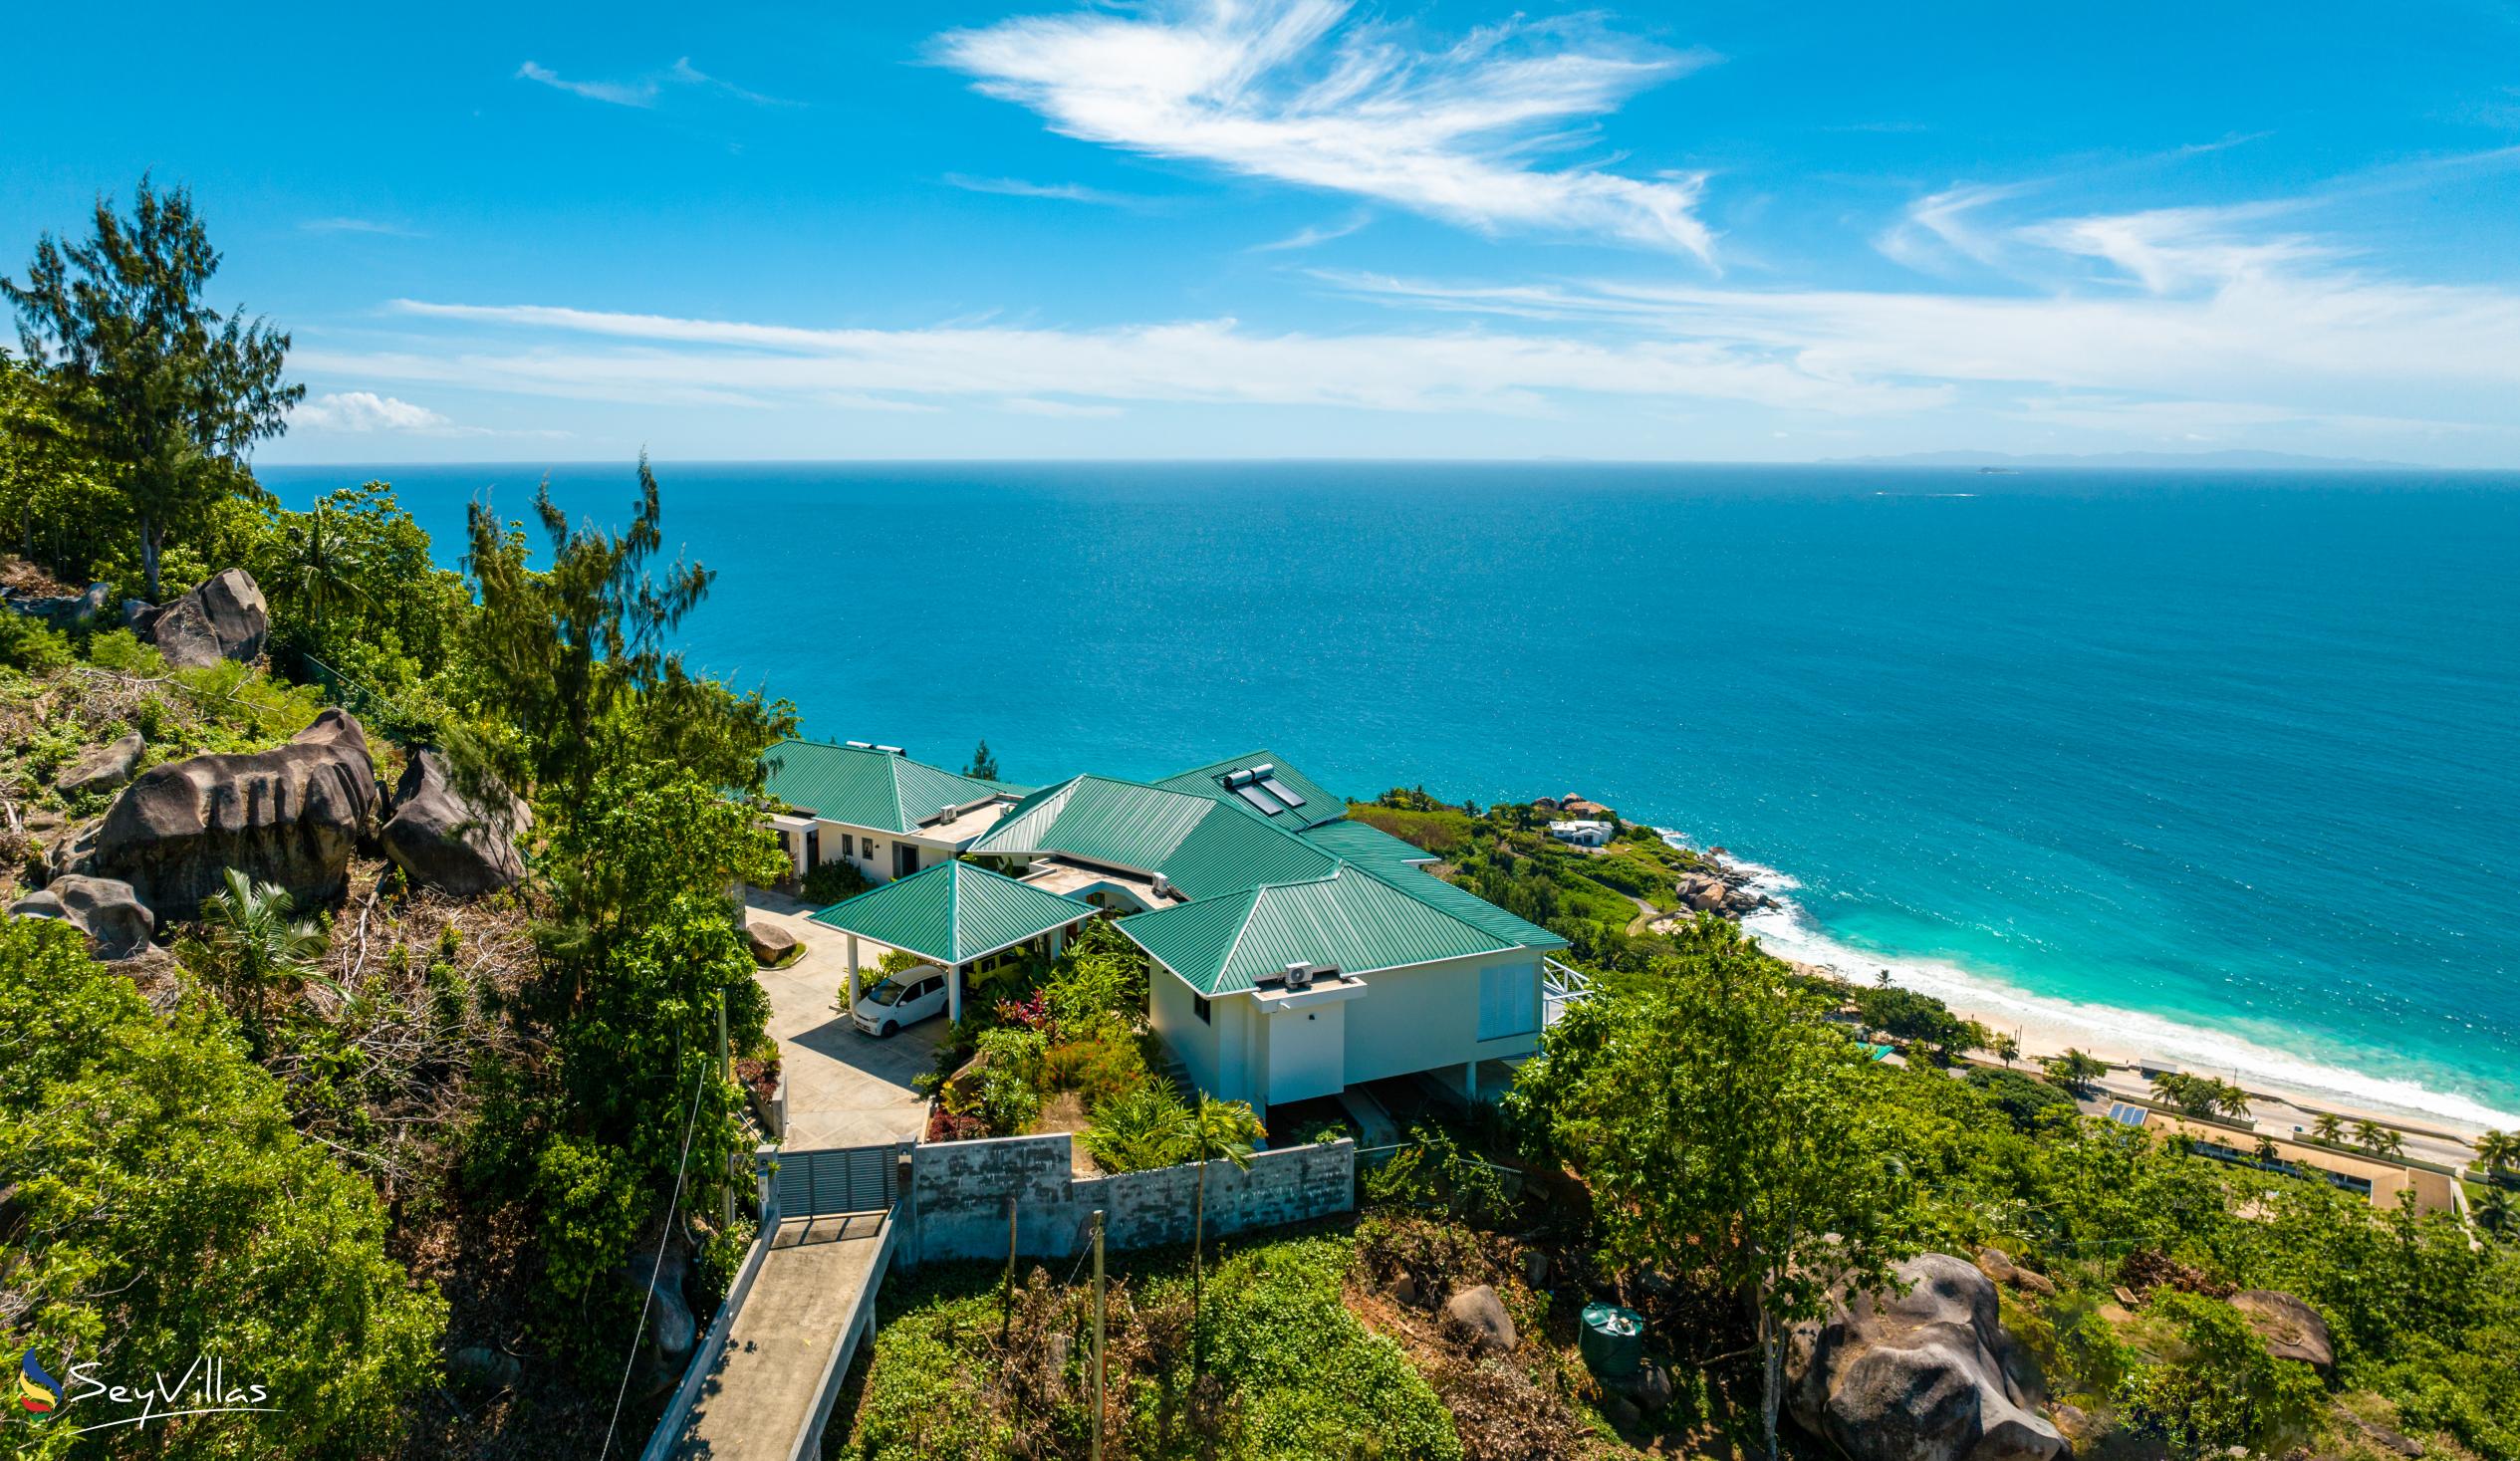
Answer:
[809,821,960,885]
[1151,948,1545,1106]
[1342,948,1544,1086]
[1149,968,1222,1094]
[1261,996,1347,1103]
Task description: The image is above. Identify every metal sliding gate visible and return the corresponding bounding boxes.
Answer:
[773,1142,901,1219]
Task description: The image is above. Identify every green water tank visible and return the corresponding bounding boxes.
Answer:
[1579,1302,1644,1378]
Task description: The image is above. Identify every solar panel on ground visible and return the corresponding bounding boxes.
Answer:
[2106,1102,2148,1127]
[1258,777,1305,807]
[1234,783,1285,815]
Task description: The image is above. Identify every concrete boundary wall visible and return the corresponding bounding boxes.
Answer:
[898,1134,1355,1267]
[638,1156,779,1461]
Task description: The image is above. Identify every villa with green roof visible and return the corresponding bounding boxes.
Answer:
[759,738,1032,885]
[767,741,1566,1113]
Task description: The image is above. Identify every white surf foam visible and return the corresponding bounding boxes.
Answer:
[1655,830,2519,1133]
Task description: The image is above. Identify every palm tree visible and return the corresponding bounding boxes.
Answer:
[2311,1112,2344,1146]
[2212,1081,2252,1122]
[2477,1186,2518,1241]
[2350,1118,2403,1159]
[179,867,329,1053]
[2475,1128,2518,1182]
[1993,1034,2021,1068]
[2043,1048,2107,1096]
[280,498,367,654]
[2253,1135,2281,1166]
[1175,1093,1264,1371]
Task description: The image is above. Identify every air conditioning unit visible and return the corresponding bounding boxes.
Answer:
[1151,874,1173,897]
[846,740,874,749]
[1284,962,1313,990]
[876,745,905,756]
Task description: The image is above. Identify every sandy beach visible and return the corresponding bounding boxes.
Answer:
[1731,892,2498,1171]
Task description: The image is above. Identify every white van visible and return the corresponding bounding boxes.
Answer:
[854,969,950,1038]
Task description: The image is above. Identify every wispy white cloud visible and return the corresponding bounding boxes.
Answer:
[290,179,2520,456]
[943,173,1138,205]
[293,392,466,433]
[669,57,800,107]
[314,300,1944,417]
[1872,183,2030,274]
[1249,211,1371,252]
[1001,396,1126,417]
[934,0,1719,259]
[291,391,561,438]
[300,216,423,238]
[517,57,793,110]
[1317,197,2520,428]
[517,61,656,108]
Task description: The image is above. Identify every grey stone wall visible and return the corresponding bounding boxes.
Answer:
[898,1133,1354,1267]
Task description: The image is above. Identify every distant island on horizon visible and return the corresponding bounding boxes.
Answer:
[1837,447,2433,471]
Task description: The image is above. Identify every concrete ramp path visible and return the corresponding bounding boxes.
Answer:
[667,1212,891,1460]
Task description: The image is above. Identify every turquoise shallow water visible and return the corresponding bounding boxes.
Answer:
[265,461,2520,1124]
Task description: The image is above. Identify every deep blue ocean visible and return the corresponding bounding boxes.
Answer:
[264,462,2520,1125]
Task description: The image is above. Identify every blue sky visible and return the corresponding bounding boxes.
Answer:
[7,1,2519,464]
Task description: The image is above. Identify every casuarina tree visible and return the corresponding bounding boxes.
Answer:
[2,174,301,600]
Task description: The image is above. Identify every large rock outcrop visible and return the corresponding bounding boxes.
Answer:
[134,568,268,668]
[56,732,145,799]
[1788,1253,2067,1461]
[91,709,379,920]
[2230,1290,2335,1374]
[380,749,526,897]
[10,874,155,959]
[1443,1284,1518,1355]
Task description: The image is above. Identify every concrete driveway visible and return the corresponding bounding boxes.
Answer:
[747,891,947,1150]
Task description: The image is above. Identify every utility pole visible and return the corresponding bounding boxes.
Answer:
[1091,1209,1107,1461]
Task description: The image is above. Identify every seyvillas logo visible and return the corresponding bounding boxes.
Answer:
[11,1351,277,1435]
[17,1351,63,1415]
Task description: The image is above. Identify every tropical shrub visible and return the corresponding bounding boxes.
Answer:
[0,609,73,670]
[1040,1030,1146,1107]
[2115,1290,2326,1458]
[0,917,444,1458]
[802,856,869,904]
[1081,1081,1193,1173]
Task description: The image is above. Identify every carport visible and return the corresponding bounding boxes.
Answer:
[808,859,1100,1024]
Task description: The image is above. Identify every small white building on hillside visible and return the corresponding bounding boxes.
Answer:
[1548,819,1613,848]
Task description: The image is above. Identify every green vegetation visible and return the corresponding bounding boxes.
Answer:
[0,179,806,1456]
[1351,789,1714,978]
[0,918,443,1460]
[3,175,301,601]
[2151,1070,2253,1121]
[1508,918,1913,1456]
[845,1234,1459,1461]
[1500,920,2520,1461]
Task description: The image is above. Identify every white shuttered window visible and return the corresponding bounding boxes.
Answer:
[1476,961,1539,1041]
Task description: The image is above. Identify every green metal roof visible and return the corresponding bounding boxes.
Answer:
[1294,819,1439,870]
[1152,751,1347,830]
[761,740,1022,836]
[807,859,1095,965]
[1117,863,1554,996]
[1355,861,1567,951]
[965,775,1339,899]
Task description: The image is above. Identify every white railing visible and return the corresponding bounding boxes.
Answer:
[1543,957,1594,1027]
